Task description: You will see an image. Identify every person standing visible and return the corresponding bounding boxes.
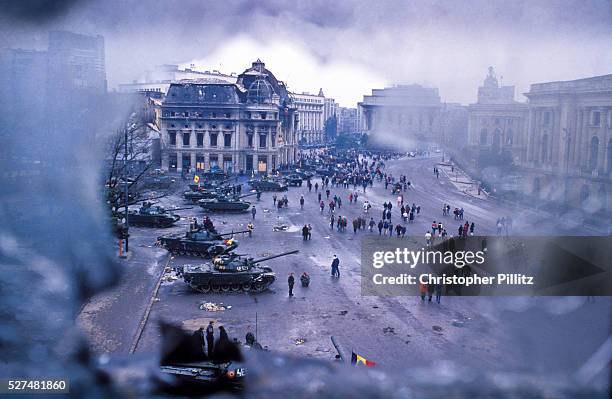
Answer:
[427,282,435,302]
[288,273,295,297]
[302,225,309,241]
[195,326,206,356]
[331,255,340,278]
[300,195,305,210]
[425,231,432,247]
[378,220,384,235]
[206,321,215,358]
[247,222,254,238]
[251,206,257,219]
[273,194,277,205]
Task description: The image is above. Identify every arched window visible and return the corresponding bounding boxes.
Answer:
[541,134,549,162]
[506,129,514,145]
[480,129,487,145]
[606,138,612,173]
[589,136,599,171]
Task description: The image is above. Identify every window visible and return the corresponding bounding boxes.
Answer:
[212,112,217,118]
[224,133,232,148]
[170,111,176,117]
[261,113,267,120]
[210,133,218,147]
[589,136,599,171]
[182,132,190,146]
[184,124,189,128]
[168,131,177,145]
[591,110,601,127]
[169,154,177,171]
[196,157,205,171]
[479,129,487,145]
[506,130,514,145]
[259,134,267,148]
[197,133,204,147]
[225,113,230,118]
[271,133,276,148]
[543,111,551,126]
[184,111,189,117]
[247,134,253,148]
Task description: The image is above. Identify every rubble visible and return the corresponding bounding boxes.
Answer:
[199,302,232,312]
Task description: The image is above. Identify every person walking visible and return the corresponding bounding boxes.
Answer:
[425,231,432,247]
[247,222,254,238]
[419,282,428,301]
[427,282,435,302]
[435,282,443,304]
[300,195,305,210]
[378,220,384,235]
[288,273,295,297]
[302,225,309,241]
[206,321,215,358]
[369,218,375,232]
[331,255,340,278]
[251,206,257,219]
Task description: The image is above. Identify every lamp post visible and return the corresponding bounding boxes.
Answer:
[124,126,129,254]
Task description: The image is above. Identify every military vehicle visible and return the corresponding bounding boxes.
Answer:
[248,177,287,191]
[282,174,303,187]
[127,202,192,227]
[159,361,246,391]
[188,177,237,192]
[157,228,248,256]
[180,250,299,293]
[198,192,257,213]
[184,184,241,203]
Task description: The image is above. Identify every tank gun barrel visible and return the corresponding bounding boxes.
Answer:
[238,191,259,199]
[216,230,251,236]
[167,206,193,211]
[252,250,299,264]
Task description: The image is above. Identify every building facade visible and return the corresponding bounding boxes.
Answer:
[467,68,529,164]
[522,74,612,213]
[158,60,298,174]
[292,90,325,144]
[358,84,442,147]
[337,107,358,134]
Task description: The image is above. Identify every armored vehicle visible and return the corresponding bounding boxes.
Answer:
[248,177,288,192]
[282,174,303,187]
[180,250,299,293]
[128,202,192,228]
[158,228,247,256]
[159,361,245,391]
[198,192,257,213]
[184,184,240,203]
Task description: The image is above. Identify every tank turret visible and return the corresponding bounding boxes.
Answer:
[157,228,249,257]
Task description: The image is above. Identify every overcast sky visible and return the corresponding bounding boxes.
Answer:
[1,0,611,107]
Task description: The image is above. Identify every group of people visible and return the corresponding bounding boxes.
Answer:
[287,272,311,296]
[301,224,313,240]
[189,216,215,232]
[330,214,348,231]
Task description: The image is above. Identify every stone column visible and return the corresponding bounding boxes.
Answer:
[177,152,183,173]
[190,152,196,173]
[161,151,169,171]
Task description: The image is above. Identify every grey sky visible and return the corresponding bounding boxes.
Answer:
[1,0,611,106]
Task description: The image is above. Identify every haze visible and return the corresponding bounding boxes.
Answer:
[1,0,611,105]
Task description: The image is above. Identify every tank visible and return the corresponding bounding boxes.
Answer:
[128,202,192,228]
[188,177,236,192]
[181,250,299,293]
[157,228,249,256]
[198,192,257,213]
[184,184,240,203]
[248,177,288,191]
[282,174,303,187]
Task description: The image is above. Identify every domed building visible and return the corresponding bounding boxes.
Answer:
[158,59,298,174]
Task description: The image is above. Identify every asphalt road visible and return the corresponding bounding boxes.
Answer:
[78,154,611,386]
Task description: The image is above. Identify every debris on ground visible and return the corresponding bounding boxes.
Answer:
[294,338,306,345]
[338,310,348,316]
[199,302,232,312]
[273,225,289,231]
[452,320,465,327]
[383,327,395,335]
[432,325,443,332]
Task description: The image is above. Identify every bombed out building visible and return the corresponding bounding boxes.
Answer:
[158,60,298,174]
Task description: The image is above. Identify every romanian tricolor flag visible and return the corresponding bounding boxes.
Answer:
[194,175,200,184]
[351,351,376,367]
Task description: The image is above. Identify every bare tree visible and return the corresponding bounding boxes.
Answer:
[105,111,164,217]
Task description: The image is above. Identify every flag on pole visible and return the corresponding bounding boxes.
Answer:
[194,175,200,184]
[351,351,376,367]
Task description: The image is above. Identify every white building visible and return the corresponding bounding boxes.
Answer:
[291,89,325,144]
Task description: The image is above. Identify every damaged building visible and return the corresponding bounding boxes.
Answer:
[158,60,298,174]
